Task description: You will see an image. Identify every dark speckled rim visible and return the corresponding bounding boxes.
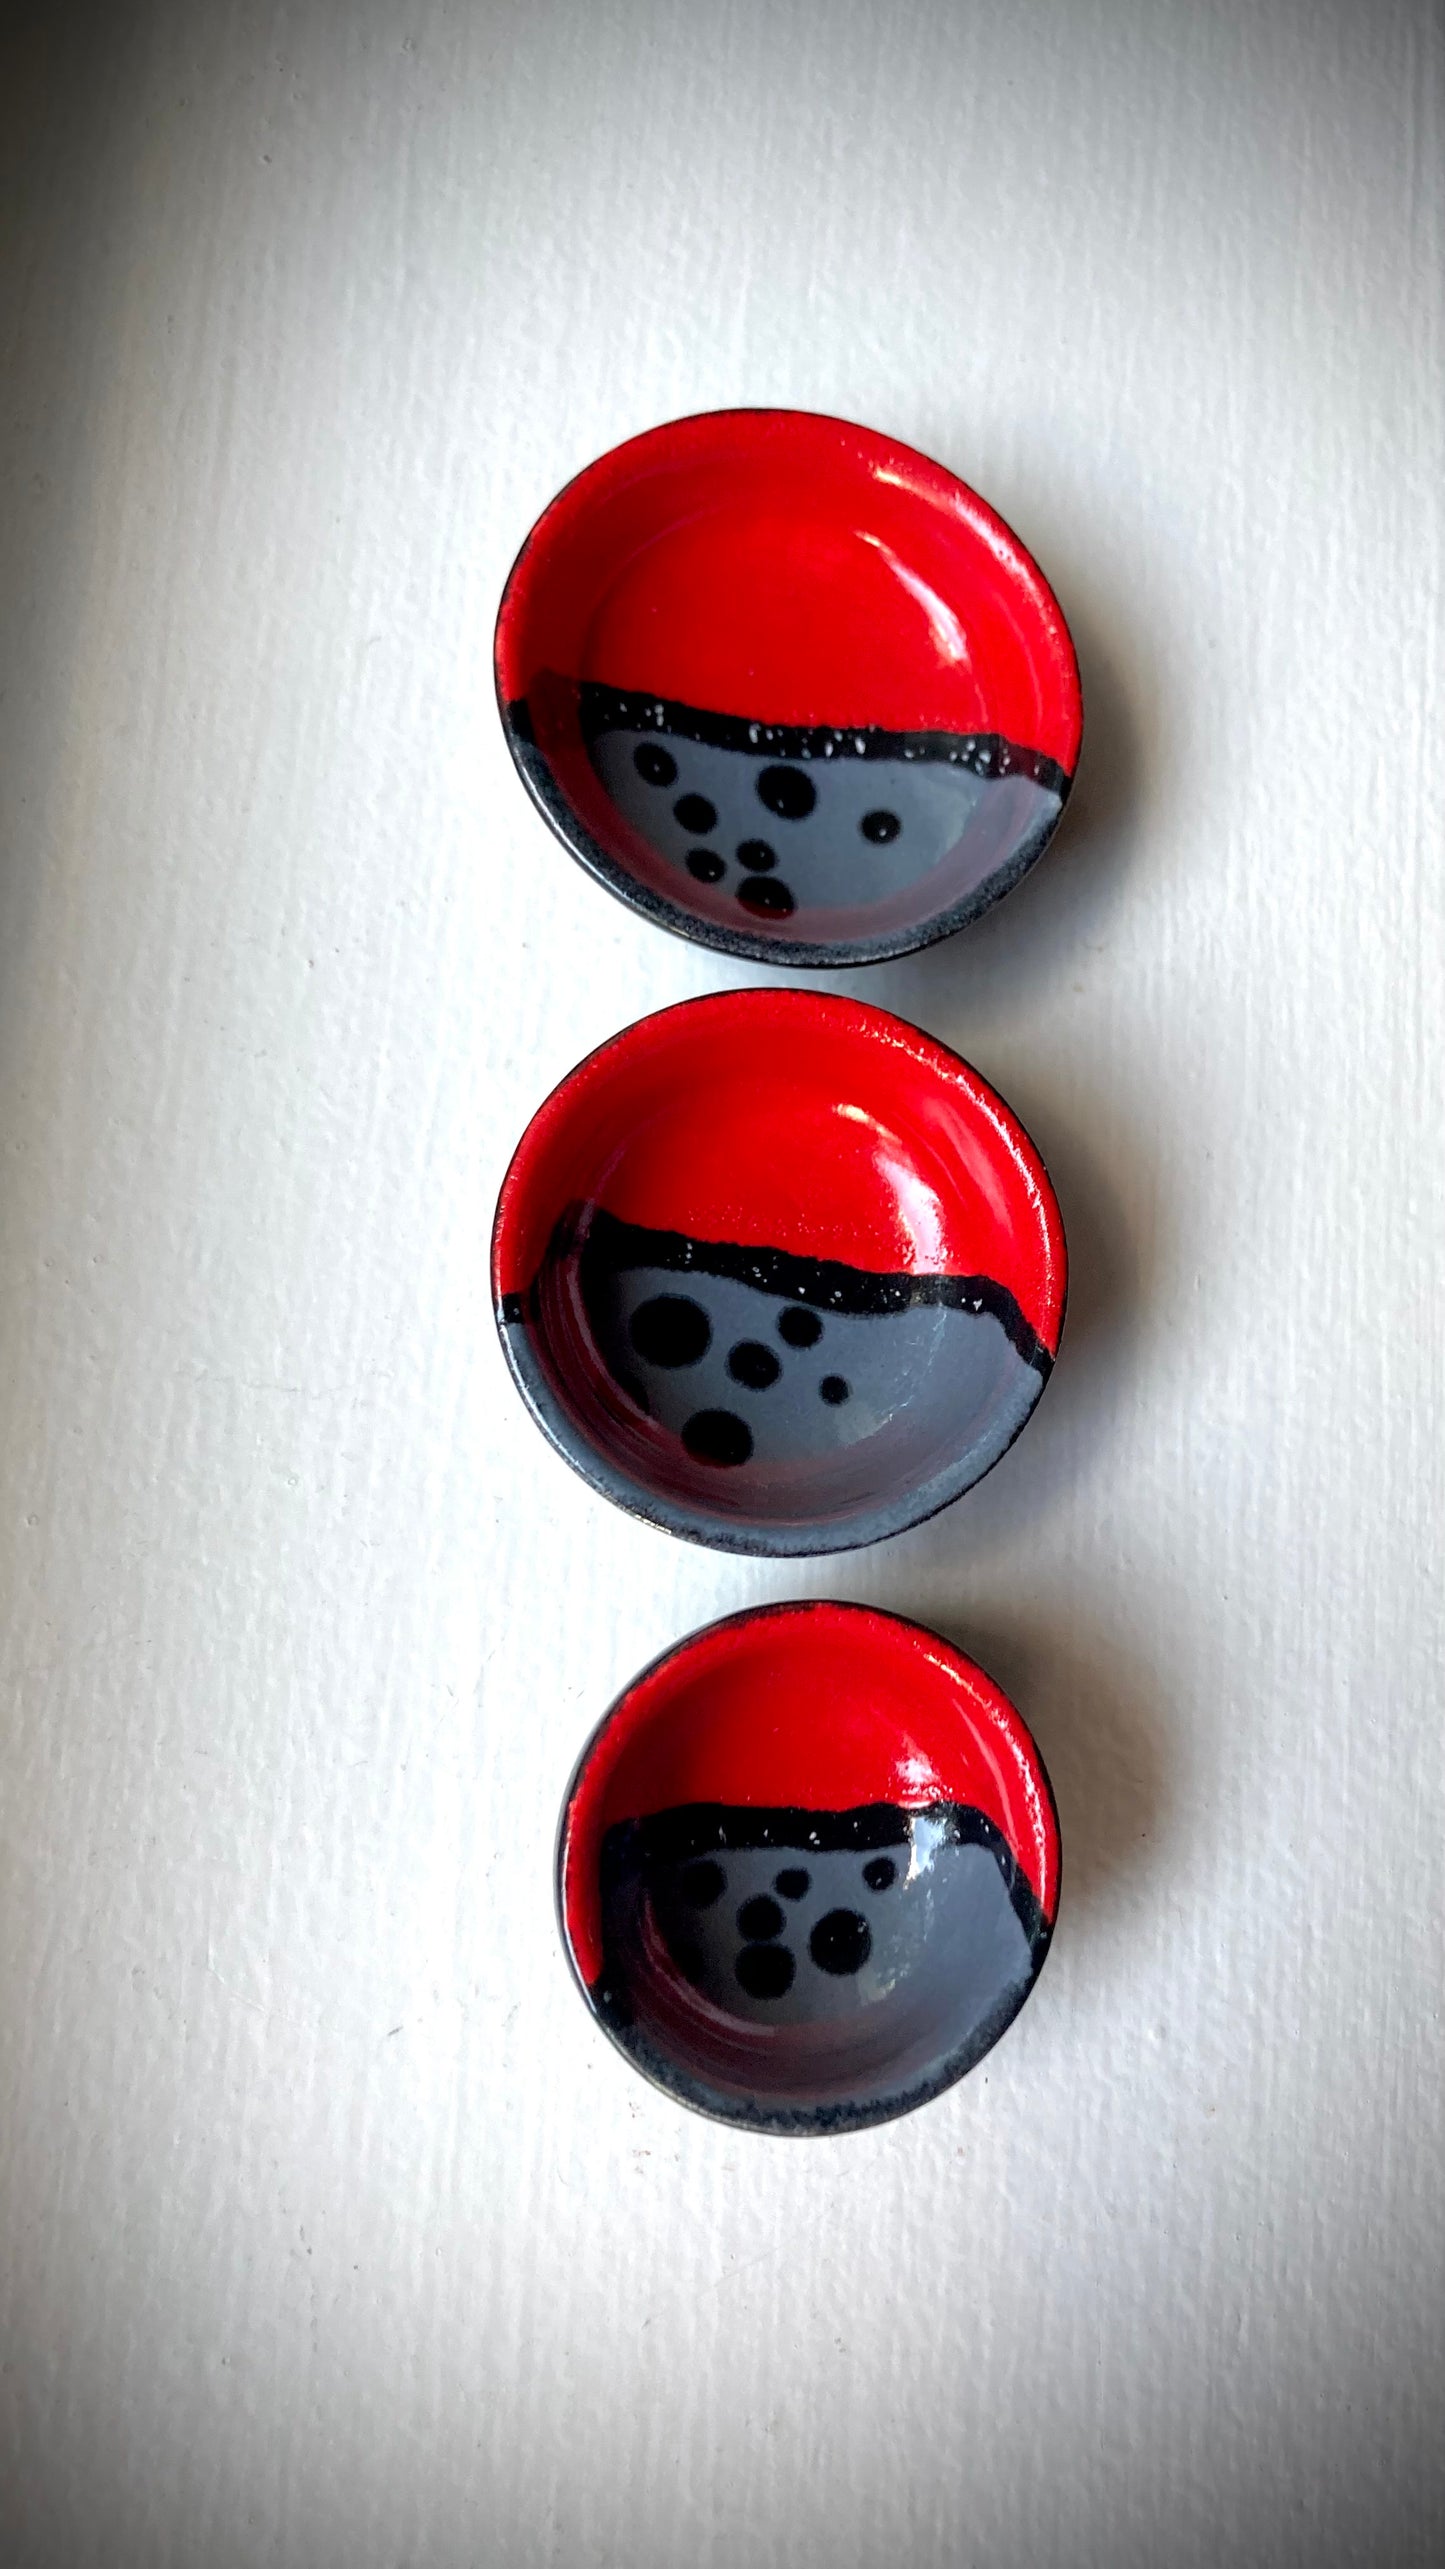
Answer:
[585,1970,1042,2137]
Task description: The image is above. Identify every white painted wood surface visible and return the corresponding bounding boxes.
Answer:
[2,3,1441,2562]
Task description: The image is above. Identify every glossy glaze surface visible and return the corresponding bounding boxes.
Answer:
[493,991,1067,1555]
[558,1602,1061,2134]
[495,409,1082,965]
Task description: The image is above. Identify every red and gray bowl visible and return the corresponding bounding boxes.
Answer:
[492,991,1067,1557]
[496,409,1082,968]
[558,1602,1061,2135]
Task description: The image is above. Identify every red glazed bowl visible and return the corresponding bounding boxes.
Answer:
[492,991,1066,1555]
[558,1601,1061,2134]
[495,409,1082,967]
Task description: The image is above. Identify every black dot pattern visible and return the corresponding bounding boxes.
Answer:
[674,791,717,834]
[727,1339,780,1390]
[681,1409,753,1467]
[809,1909,872,1976]
[681,1859,726,1907]
[756,763,817,821]
[737,877,796,918]
[584,690,1073,967]
[629,1295,710,1369]
[611,1778,1051,2095]
[735,1943,795,2000]
[612,1262,879,1473]
[778,1306,823,1349]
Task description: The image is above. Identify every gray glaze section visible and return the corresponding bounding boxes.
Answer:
[591,726,1060,944]
[585,1260,1039,1493]
[590,1807,1045,2131]
[500,1240,1051,1553]
[646,1821,1034,2032]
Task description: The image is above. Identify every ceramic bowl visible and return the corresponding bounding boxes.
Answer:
[558,1601,1060,2135]
[493,990,1066,1556]
[495,408,1082,967]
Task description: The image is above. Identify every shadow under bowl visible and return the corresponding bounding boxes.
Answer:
[492,990,1067,1556]
[559,1601,1061,2134]
[495,408,1082,967]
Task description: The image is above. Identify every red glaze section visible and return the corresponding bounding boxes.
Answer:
[496,409,1081,768]
[492,991,1066,1349]
[560,1603,1060,1984]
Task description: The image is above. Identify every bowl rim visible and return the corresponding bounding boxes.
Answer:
[491,987,1068,1557]
[493,404,1084,968]
[554,1596,1062,2136]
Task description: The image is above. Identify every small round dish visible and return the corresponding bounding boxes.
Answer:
[493,990,1065,1556]
[558,1601,1060,2135]
[495,409,1082,967]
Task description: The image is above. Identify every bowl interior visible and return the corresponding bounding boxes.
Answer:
[560,1603,1059,2133]
[493,993,1066,1555]
[496,410,1081,964]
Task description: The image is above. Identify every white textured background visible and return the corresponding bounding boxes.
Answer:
[1,3,1442,2563]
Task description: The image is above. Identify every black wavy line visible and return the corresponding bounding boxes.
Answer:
[571,1206,1052,1374]
[569,681,1070,796]
[601,1798,1050,1954]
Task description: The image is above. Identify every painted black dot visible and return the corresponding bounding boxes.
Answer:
[737,876,796,918]
[735,1942,795,2000]
[633,742,677,787]
[738,1894,784,1942]
[736,838,776,872]
[756,763,816,821]
[862,1856,897,1893]
[629,1294,710,1368]
[775,1867,810,1901]
[727,1339,780,1390]
[686,848,725,883]
[681,1858,726,1908]
[861,807,901,843]
[809,1909,872,1976]
[681,1409,753,1467]
[819,1375,851,1405]
[674,791,717,834]
[778,1306,823,1348]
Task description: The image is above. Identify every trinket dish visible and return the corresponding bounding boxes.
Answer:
[492,990,1066,1555]
[558,1601,1061,2134]
[495,408,1082,966]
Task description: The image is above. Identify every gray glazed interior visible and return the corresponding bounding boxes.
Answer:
[590,1802,1048,2134]
[589,717,1062,951]
[499,1207,1052,1555]
[504,681,1070,967]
